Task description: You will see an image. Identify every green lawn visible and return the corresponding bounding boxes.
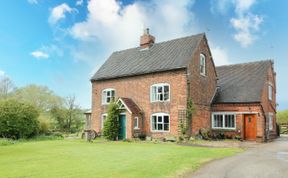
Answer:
[0,139,242,178]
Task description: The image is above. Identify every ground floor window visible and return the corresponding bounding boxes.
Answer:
[101,113,107,129]
[268,113,273,131]
[212,113,236,129]
[134,117,139,129]
[151,113,170,132]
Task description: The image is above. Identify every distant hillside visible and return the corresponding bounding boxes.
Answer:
[277,110,288,124]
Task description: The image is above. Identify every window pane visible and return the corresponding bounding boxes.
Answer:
[214,114,223,128]
[107,91,110,96]
[158,124,163,130]
[224,115,235,128]
[134,118,138,128]
[158,116,162,123]
[152,116,157,130]
[164,116,169,123]
[152,86,157,101]
[107,97,110,103]
[158,86,162,93]
[164,123,169,131]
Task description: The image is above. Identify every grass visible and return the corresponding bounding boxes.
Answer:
[0,139,242,178]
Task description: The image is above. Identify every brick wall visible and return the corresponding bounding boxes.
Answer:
[212,103,266,142]
[260,62,277,139]
[91,69,187,138]
[187,36,217,134]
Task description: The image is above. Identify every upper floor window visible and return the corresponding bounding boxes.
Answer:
[102,88,115,105]
[212,113,236,130]
[151,113,170,132]
[150,83,170,102]
[268,84,273,101]
[200,53,206,76]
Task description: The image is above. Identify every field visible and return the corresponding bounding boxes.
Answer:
[0,139,242,178]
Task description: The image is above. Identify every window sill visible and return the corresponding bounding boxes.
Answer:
[134,128,140,130]
[211,128,236,131]
[151,130,170,133]
[150,101,170,103]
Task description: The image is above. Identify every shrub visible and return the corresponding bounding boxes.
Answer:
[138,133,146,140]
[103,102,120,140]
[0,99,40,139]
[38,114,51,135]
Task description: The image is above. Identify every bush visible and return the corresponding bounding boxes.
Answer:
[0,138,16,146]
[0,99,40,139]
[38,114,51,135]
[103,102,120,140]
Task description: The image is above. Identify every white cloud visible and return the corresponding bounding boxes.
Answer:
[0,70,5,77]
[30,50,49,59]
[49,3,76,25]
[70,0,197,54]
[27,0,38,4]
[210,0,263,47]
[76,0,84,6]
[211,46,230,66]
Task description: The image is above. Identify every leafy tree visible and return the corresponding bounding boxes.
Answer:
[0,99,39,139]
[103,102,120,140]
[277,110,288,124]
[12,84,63,112]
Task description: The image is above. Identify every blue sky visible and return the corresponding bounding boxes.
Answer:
[0,0,287,110]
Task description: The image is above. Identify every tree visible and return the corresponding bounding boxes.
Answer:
[50,95,84,133]
[12,84,63,112]
[0,99,39,139]
[103,102,120,140]
[0,76,15,99]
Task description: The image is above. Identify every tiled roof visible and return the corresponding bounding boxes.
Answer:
[120,97,141,114]
[213,60,272,103]
[91,33,204,81]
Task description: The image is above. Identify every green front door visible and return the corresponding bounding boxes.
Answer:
[118,114,126,140]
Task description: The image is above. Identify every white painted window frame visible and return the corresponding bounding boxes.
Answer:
[101,113,108,129]
[134,117,139,130]
[211,112,236,130]
[150,83,170,103]
[150,113,170,132]
[200,53,206,76]
[102,88,115,105]
[268,113,273,131]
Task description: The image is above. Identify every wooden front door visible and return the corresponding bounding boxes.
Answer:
[118,114,126,140]
[244,114,257,140]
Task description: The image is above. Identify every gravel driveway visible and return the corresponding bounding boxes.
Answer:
[188,135,288,178]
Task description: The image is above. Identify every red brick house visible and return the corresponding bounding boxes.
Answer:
[90,29,276,142]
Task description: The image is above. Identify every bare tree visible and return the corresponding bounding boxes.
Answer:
[0,76,15,99]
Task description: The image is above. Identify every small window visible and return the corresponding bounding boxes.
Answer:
[269,113,273,131]
[102,89,115,105]
[200,53,206,76]
[134,117,139,129]
[150,83,170,102]
[101,114,107,129]
[151,113,170,132]
[212,113,236,129]
[268,84,273,101]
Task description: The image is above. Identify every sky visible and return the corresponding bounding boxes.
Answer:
[0,0,287,110]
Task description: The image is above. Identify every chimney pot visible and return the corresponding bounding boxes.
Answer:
[140,28,155,49]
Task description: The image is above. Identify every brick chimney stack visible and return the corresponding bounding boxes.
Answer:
[140,28,155,49]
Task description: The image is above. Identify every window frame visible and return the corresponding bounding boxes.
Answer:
[268,84,273,101]
[134,117,139,130]
[211,112,236,130]
[150,113,170,132]
[101,113,108,129]
[102,88,115,105]
[268,113,273,131]
[200,53,206,76]
[150,83,170,103]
